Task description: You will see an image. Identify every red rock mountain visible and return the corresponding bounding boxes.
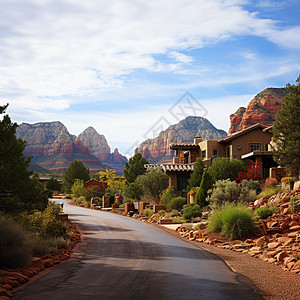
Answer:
[229,88,288,134]
[78,127,127,173]
[16,122,106,174]
[135,116,227,164]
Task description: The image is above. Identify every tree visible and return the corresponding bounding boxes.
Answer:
[0,104,47,212]
[136,168,168,203]
[272,76,300,175]
[208,157,245,182]
[196,170,213,208]
[63,160,89,193]
[46,177,61,191]
[187,158,205,190]
[123,153,149,183]
[124,182,143,201]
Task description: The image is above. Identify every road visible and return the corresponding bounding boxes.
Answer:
[13,200,263,300]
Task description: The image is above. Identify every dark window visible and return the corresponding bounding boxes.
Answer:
[265,144,269,151]
[177,175,188,191]
[249,143,261,152]
[202,150,206,159]
[213,149,218,156]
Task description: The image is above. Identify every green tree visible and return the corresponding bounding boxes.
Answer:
[187,158,205,190]
[123,153,149,183]
[124,182,143,201]
[136,167,168,203]
[272,76,300,175]
[196,170,213,208]
[208,157,245,182]
[46,177,61,191]
[0,104,48,213]
[63,160,89,193]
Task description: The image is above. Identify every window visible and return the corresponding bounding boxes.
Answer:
[213,149,218,156]
[202,150,206,159]
[249,143,261,152]
[265,144,269,151]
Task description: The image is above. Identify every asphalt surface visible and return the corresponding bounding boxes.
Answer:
[13,200,263,300]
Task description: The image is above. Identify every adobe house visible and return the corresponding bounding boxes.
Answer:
[84,178,108,197]
[145,123,277,193]
[39,177,63,190]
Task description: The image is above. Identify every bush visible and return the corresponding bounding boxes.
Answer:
[196,170,213,208]
[240,179,261,193]
[207,204,256,240]
[143,208,154,218]
[160,187,175,207]
[262,177,278,189]
[170,209,180,217]
[32,236,69,256]
[182,204,202,220]
[168,197,186,210]
[290,196,300,212]
[207,179,257,209]
[256,207,275,219]
[158,209,166,216]
[258,186,281,198]
[0,216,33,268]
[172,217,183,224]
[75,196,87,206]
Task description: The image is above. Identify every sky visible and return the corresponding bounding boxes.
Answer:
[1,0,300,157]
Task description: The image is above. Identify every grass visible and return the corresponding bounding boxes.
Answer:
[258,186,281,198]
[32,237,70,256]
[256,206,275,219]
[207,203,256,240]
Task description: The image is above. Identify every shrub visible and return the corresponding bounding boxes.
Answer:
[207,204,256,240]
[182,204,202,220]
[256,207,275,219]
[170,209,180,217]
[262,177,278,189]
[172,217,183,224]
[75,196,87,206]
[158,209,166,216]
[290,196,300,212]
[143,208,154,218]
[0,216,33,268]
[196,170,213,208]
[236,162,262,183]
[258,186,281,198]
[160,187,175,207]
[193,223,206,230]
[32,236,69,256]
[71,179,86,198]
[207,179,256,209]
[240,179,261,193]
[168,197,186,210]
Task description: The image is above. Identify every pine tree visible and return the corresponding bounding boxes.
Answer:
[272,76,300,175]
[196,170,213,208]
[187,158,205,190]
[123,153,149,183]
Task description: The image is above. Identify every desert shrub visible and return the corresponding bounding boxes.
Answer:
[158,209,166,216]
[258,186,281,198]
[71,179,86,198]
[240,179,261,193]
[182,204,202,220]
[196,170,213,208]
[143,208,154,218]
[168,197,186,210]
[0,215,33,268]
[16,202,64,239]
[170,209,180,217]
[160,187,175,207]
[193,223,206,230]
[125,182,143,201]
[163,213,172,219]
[207,179,256,209]
[172,217,183,224]
[262,177,278,189]
[207,204,256,240]
[290,196,300,212]
[32,236,69,256]
[256,207,275,219]
[75,196,87,206]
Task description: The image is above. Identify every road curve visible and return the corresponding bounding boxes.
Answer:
[13,200,263,300]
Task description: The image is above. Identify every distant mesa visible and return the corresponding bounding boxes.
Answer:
[229,87,288,134]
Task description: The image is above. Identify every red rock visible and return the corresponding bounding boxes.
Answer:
[267,242,281,249]
[254,236,268,247]
[228,88,288,134]
[287,231,300,238]
[254,198,268,207]
[290,225,300,231]
[0,288,12,297]
[275,251,289,262]
[292,260,300,270]
[266,221,278,228]
[287,262,295,270]
[29,257,45,271]
[277,236,293,245]
[43,259,54,268]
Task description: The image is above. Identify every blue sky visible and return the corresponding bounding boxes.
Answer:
[1,0,300,156]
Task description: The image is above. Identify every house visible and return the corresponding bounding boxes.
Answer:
[145,123,277,193]
[84,178,108,197]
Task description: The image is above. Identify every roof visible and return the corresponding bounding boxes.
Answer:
[145,163,194,172]
[85,179,108,189]
[170,143,199,149]
[263,125,273,132]
[219,123,268,143]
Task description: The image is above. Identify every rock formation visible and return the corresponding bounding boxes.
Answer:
[135,116,227,164]
[16,122,106,174]
[78,127,127,173]
[229,88,289,134]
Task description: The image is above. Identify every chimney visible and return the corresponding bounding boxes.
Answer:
[194,136,202,145]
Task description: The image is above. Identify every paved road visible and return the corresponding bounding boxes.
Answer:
[13,200,263,300]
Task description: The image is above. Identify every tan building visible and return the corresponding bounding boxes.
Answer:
[145,123,277,192]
